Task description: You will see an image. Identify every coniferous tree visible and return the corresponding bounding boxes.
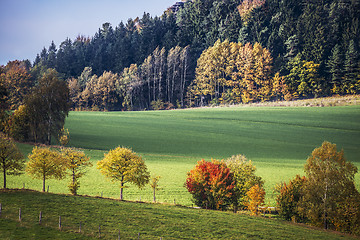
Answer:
[344,39,359,93]
[327,44,343,94]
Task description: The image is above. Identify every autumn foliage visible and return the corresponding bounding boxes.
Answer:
[186,159,236,210]
[245,184,266,216]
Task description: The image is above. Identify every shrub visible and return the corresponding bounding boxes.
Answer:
[245,184,265,216]
[275,175,307,222]
[186,159,236,210]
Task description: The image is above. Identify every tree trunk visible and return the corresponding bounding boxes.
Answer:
[153,188,156,203]
[120,178,124,200]
[42,175,46,192]
[3,168,6,189]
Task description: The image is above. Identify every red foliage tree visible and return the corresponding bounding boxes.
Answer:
[185,159,236,210]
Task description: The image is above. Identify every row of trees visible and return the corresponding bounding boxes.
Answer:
[0,136,156,201]
[68,45,192,111]
[0,133,90,195]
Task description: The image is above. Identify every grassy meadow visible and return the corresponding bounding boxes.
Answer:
[5,105,360,206]
[0,190,358,240]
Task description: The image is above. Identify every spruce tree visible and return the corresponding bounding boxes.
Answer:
[327,44,343,94]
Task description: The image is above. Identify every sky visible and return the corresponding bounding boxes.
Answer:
[0,0,177,66]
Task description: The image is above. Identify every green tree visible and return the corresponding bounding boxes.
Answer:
[26,147,67,192]
[327,44,344,94]
[299,141,359,230]
[24,69,70,144]
[62,148,92,195]
[185,159,237,210]
[275,175,307,222]
[225,154,263,210]
[97,147,150,200]
[344,40,359,94]
[0,133,25,189]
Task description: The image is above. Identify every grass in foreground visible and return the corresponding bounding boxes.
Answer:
[0,190,358,240]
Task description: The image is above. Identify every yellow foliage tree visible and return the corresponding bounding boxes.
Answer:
[245,184,265,216]
[150,175,161,203]
[188,40,275,106]
[299,141,359,231]
[62,148,92,195]
[26,147,67,192]
[97,147,150,200]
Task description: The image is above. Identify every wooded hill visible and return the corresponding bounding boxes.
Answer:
[7,0,360,110]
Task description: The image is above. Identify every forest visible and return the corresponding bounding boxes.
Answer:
[1,0,360,111]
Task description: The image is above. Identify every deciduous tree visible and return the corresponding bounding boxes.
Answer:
[24,69,70,144]
[0,133,25,189]
[97,147,150,200]
[275,175,307,222]
[225,154,263,210]
[245,184,265,216]
[299,141,359,230]
[150,175,161,203]
[186,159,236,210]
[62,148,92,195]
[26,147,67,192]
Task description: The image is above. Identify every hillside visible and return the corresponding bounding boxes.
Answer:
[0,190,357,239]
[6,103,360,206]
[20,0,359,111]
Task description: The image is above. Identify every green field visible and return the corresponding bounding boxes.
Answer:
[4,105,360,206]
[1,190,358,240]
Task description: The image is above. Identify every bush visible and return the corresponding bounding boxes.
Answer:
[275,175,307,222]
[186,159,236,210]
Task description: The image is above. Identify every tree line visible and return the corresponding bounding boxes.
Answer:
[4,0,356,111]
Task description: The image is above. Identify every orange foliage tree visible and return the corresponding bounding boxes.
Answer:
[185,159,237,210]
[245,184,265,215]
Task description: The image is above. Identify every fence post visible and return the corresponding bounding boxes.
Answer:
[59,216,61,230]
[19,208,21,222]
[138,232,140,239]
[39,211,42,224]
[0,203,2,216]
[79,221,82,233]
[47,185,49,193]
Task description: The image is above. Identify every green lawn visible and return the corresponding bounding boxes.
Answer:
[0,190,357,240]
[4,105,360,205]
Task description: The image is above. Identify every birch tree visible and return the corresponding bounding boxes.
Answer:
[299,141,358,230]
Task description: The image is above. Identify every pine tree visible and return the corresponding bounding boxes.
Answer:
[344,39,359,94]
[327,44,343,94]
